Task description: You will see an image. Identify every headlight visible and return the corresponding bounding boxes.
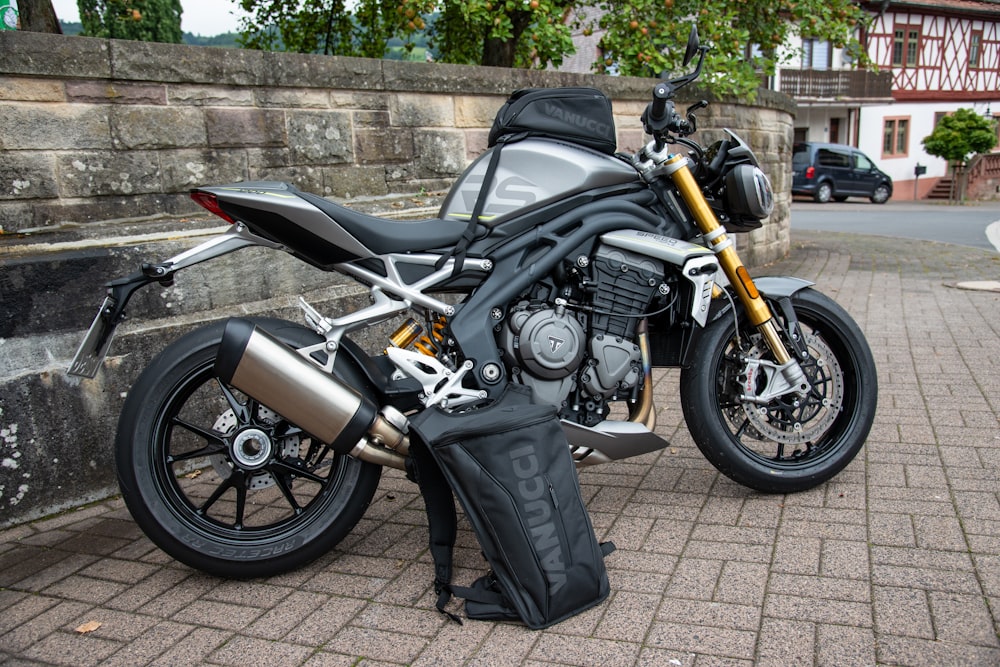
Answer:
[724,164,774,220]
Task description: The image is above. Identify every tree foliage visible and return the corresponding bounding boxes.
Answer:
[922,108,998,165]
[394,0,575,68]
[233,0,865,89]
[591,0,867,98]
[236,0,396,57]
[78,0,182,42]
[236,0,574,68]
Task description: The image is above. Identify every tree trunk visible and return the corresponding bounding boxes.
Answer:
[18,0,63,33]
[481,10,532,67]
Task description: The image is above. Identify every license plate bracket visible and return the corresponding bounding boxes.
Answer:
[68,297,120,378]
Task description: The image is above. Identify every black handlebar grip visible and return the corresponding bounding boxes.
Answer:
[649,83,671,121]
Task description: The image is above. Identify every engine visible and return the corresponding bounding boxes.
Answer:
[498,242,667,425]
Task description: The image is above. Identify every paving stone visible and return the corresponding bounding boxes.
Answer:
[873,585,934,639]
[756,617,814,667]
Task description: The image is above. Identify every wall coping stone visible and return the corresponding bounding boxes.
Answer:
[0,31,795,115]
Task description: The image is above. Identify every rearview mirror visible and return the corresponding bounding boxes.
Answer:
[683,25,700,67]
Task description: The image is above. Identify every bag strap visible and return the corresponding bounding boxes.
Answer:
[435,143,504,277]
[407,440,462,624]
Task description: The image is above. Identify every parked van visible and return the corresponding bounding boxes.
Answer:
[792,142,893,204]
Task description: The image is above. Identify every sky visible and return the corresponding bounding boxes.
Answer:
[48,0,248,36]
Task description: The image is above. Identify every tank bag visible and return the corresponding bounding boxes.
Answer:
[407,384,615,629]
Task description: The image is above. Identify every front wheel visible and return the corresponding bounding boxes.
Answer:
[680,288,877,493]
[116,317,382,578]
[871,183,891,204]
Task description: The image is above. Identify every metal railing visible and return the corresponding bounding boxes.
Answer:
[777,69,893,100]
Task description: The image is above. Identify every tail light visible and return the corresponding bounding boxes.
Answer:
[805,166,816,180]
[191,191,236,224]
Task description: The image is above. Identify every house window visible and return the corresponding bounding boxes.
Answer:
[883,117,910,157]
[969,31,982,68]
[802,39,831,70]
[893,25,920,67]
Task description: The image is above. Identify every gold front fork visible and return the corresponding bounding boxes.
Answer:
[660,154,792,366]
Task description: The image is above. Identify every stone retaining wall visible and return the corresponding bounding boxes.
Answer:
[0,31,794,526]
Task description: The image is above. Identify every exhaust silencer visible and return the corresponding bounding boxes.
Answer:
[214,318,408,470]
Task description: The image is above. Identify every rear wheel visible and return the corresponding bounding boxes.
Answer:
[116,318,382,578]
[814,182,833,203]
[680,288,877,493]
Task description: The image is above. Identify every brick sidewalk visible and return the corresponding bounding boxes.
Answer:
[2,230,998,666]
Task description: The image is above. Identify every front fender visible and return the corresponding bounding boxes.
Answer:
[707,276,815,324]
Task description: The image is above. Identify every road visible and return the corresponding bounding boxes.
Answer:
[789,199,1000,252]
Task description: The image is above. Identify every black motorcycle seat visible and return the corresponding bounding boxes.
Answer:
[296,191,475,255]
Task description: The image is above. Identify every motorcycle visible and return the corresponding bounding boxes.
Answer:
[69,29,877,579]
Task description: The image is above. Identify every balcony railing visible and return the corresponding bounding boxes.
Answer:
[777,69,893,100]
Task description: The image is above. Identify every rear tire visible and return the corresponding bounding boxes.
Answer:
[814,182,833,203]
[116,317,382,578]
[680,288,877,493]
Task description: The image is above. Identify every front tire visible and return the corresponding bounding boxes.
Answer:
[871,183,891,204]
[116,318,382,578]
[680,288,877,493]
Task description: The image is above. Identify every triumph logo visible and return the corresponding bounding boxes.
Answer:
[510,444,567,594]
[543,103,611,137]
[548,336,565,354]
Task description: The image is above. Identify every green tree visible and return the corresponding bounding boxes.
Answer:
[591,0,866,98]
[236,0,575,68]
[922,108,998,203]
[395,0,576,68]
[236,0,396,57]
[79,0,182,42]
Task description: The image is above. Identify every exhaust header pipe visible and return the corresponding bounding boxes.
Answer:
[214,318,408,470]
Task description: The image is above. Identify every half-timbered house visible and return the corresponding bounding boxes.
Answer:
[785,0,1000,199]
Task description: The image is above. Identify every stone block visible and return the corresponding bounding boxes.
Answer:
[413,129,467,178]
[353,110,390,128]
[111,39,269,86]
[251,163,325,194]
[455,95,503,128]
[254,88,331,109]
[0,32,111,79]
[160,149,250,192]
[110,106,206,150]
[57,151,163,198]
[0,201,31,234]
[331,92,388,110]
[464,129,490,161]
[167,85,255,107]
[383,59,517,95]
[267,53,383,90]
[391,93,455,128]
[0,77,65,102]
[246,147,292,170]
[322,165,388,199]
[65,81,167,105]
[205,108,286,148]
[286,110,353,164]
[355,128,414,165]
[0,104,112,151]
[0,153,58,200]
